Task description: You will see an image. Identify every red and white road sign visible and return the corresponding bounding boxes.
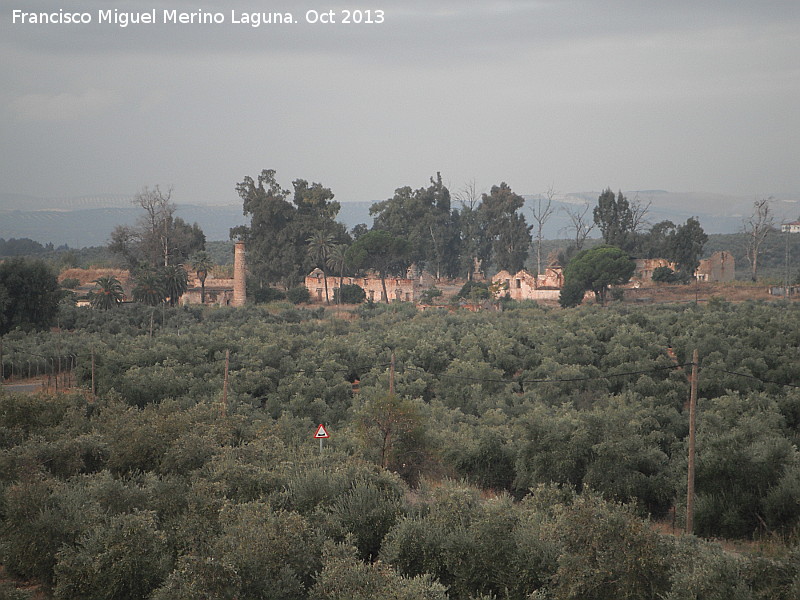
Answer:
[314,424,330,439]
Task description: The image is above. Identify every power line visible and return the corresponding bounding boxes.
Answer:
[287,362,393,376]
[700,365,800,389]
[8,340,796,392]
[1,347,75,360]
[404,362,692,385]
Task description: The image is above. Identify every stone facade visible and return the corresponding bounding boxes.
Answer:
[634,252,735,283]
[181,276,235,306]
[695,251,735,282]
[491,267,564,302]
[494,269,536,301]
[633,258,676,282]
[304,269,420,303]
[537,265,565,289]
[182,242,243,307]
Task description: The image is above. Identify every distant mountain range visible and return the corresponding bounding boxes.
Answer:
[0,194,375,247]
[1,191,797,248]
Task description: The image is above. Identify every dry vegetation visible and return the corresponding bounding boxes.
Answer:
[622,281,794,305]
[58,268,129,287]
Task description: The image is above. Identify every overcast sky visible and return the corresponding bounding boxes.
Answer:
[1,0,798,208]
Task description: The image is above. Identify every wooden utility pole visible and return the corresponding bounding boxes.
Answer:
[221,349,230,416]
[686,348,699,534]
[91,348,96,401]
[389,351,396,396]
[783,227,789,300]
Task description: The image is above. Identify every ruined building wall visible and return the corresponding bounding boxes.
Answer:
[696,251,735,282]
[304,269,419,303]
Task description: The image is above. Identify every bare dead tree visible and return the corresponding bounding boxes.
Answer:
[630,192,652,234]
[743,196,775,281]
[561,200,596,251]
[453,179,481,211]
[454,180,483,280]
[530,185,557,275]
[135,185,175,266]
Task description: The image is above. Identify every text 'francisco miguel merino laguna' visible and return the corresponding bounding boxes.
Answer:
[12,9,304,27]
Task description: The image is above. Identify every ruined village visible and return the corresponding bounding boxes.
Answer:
[3,181,800,600]
[3,2,800,597]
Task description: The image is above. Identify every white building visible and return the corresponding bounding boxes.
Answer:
[781,221,800,234]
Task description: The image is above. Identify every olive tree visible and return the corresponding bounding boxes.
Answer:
[559,245,635,307]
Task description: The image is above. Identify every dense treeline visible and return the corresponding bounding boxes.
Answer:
[0,258,62,335]
[227,170,797,311]
[231,172,719,292]
[0,238,59,257]
[1,300,799,598]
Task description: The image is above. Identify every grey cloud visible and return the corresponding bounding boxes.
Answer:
[1,0,798,206]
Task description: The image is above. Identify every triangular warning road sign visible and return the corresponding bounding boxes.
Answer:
[314,424,330,438]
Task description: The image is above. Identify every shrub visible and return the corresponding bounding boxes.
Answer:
[252,286,286,303]
[0,582,32,600]
[2,475,96,585]
[311,541,447,600]
[59,278,80,289]
[151,554,241,600]
[652,266,692,284]
[559,279,586,308]
[419,287,442,304]
[324,479,403,561]
[53,511,171,600]
[544,493,672,600]
[212,502,320,600]
[456,280,489,300]
[0,258,61,334]
[693,393,799,538]
[742,553,800,600]
[664,536,754,600]
[5,434,109,480]
[382,483,548,599]
[450,429,516,491]
[287,286,310,304]
[652,266,678,283]
[333,283,366,304]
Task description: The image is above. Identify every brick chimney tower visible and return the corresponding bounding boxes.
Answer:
[232,241,246,307]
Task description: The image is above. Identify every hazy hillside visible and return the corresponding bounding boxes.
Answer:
[1,191,797,247]
[0,196,375,247]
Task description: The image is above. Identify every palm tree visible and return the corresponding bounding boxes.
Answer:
[163,265,189,307]
[132,269,166,306]
[189,251,214,304]
[90,276,124,310]
[326,244,349,305]
[306,231,336,304]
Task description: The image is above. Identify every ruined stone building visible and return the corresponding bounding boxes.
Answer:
[181,275,236,306]
[491,266,564,302]
[695,251,735,282]
[537,265,565,289]
[493,269,536,301]
[633,258,676,283]
[305,268,421,303]
[633,252,735,284]
[181,241,245,307]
